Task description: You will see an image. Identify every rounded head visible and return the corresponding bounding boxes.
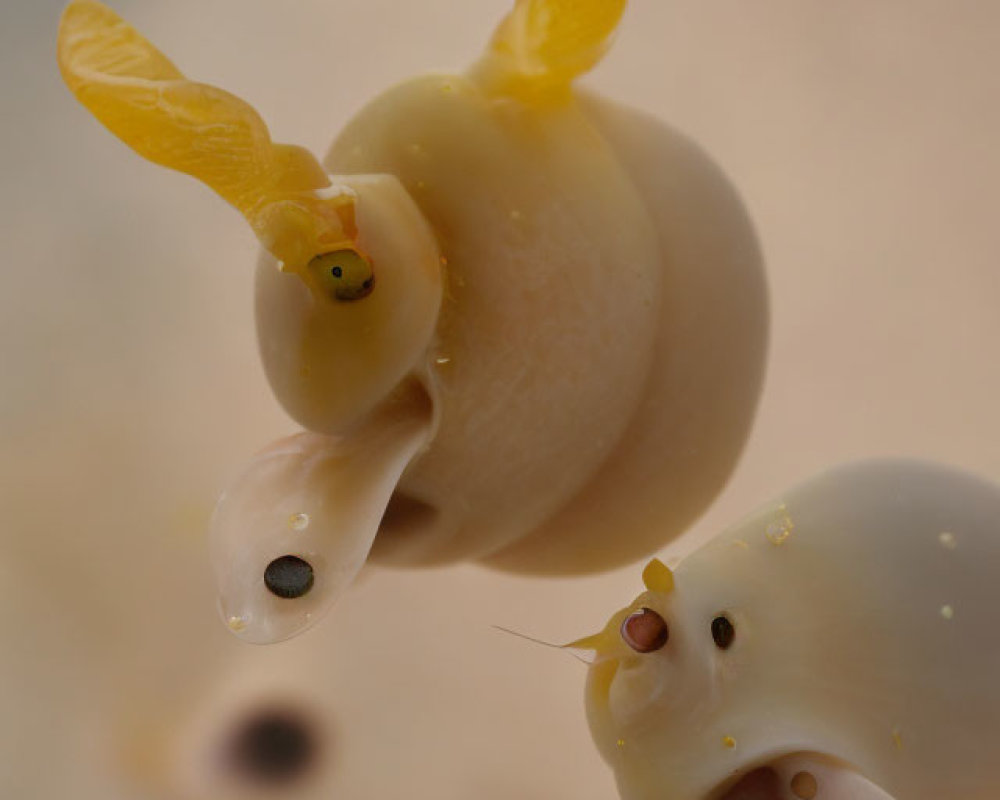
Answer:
[256,174,442,434]
[582,462,1000,800]
[582,561,863,800]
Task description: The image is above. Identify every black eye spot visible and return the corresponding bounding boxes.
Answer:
[711,615,735,649]
[331,266,343,278]
[264,556,314,599]
[229,709,318,785]
[620,607,669,653]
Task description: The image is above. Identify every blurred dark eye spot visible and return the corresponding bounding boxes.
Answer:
[228,709,318,785]
[331,266,343,278]
[711,615,735,649]
[620,607,669,653]
[264,555,314,599]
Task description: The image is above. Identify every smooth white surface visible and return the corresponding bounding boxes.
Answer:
[588,461,1000,799]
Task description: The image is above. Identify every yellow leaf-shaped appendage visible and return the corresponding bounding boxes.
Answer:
[479,0,627,98]
[57,0,355,272]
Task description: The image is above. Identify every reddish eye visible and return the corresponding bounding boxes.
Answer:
[620,607,669,653]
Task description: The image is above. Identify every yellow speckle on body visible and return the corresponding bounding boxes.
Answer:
[731,539,750,550]
[288,512,310,531]
[765,517,794,546]
[940,604,955,620]
[227,616,248,633]
[616,738,626,748]
[892,727,903,751]
[938,531,957,550]
[722,736,736,749]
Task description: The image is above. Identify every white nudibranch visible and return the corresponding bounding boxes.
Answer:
[57,0,767,642]
[576,461,1000,800]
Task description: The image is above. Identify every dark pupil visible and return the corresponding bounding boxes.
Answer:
[711,615,735,649]
[229,709,317,784]
[620,607,669,653]
[264,555,314,599]
[331,266,343,278]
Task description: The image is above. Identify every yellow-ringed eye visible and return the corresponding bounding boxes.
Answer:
[306,250,375,302]
[620,607,669,653]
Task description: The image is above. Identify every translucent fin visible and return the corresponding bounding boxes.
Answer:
[211,387,434,644]
[477,0,627,97]
[57,0,352,271]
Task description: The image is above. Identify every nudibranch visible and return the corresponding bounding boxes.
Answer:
[57,0,767,643]
[578,460,1000,800]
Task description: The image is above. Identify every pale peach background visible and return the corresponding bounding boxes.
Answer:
[2,1,1000,798]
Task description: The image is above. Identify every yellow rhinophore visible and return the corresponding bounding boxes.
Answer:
[475,0,627,99]
[641,558,674,594]
[58,0,353,275]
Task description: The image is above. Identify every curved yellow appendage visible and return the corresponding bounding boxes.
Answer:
[57,0,354,273]
[475,0,627,99]
[641,558,674,594]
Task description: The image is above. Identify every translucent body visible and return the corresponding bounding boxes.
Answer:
[583,461,1000,800]
[58,0,767,642]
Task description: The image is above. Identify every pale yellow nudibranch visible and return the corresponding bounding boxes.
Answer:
[58,0,769,644]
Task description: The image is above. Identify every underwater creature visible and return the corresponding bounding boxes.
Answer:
[57,0,767,643]
[579,460,1000,800]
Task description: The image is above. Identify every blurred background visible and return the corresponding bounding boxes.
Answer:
[2,0,999,797]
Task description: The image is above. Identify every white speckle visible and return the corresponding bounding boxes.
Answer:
[938,531,957,550]
[940,604,955,620]
[288,512,310,531]
[435,356,451,366]
[316,183,358,201]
